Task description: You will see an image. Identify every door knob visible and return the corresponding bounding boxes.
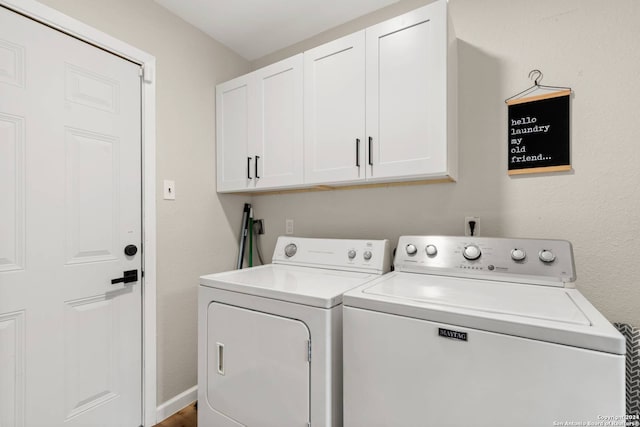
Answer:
[124,244,138,256]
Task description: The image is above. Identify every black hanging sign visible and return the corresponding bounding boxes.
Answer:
[507,90,571,175]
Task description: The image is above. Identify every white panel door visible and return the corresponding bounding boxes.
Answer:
[304,31,366,185]
[251,54,303,190]
[207,303,310,427]
[216,75,251,192]
[366,1,448,180]
[343,307,625,427]
[0,7,142,427]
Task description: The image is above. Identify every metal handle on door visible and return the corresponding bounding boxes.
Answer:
[216,342,225,375]
[111,269,138,285]
[247,157,252,179]
[255,156,260,179]
[356,138,360,167]
[368,137,373,166]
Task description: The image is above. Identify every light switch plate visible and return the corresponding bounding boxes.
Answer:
[163,180,175,200]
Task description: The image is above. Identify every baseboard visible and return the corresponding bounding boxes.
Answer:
[156,385,197,422]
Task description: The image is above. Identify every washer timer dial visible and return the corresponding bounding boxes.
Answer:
[406,244,418,255]
[463,245,481,261]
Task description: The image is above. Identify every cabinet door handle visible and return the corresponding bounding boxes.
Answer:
[247,157,252,179]
[368,137,373,166]
[255,155,260,179]
[356,138,360,167]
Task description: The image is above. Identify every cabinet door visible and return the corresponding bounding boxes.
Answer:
[304,32,366,185]
[216,75,251,192]
[251,54,304,190]
[207,303,310,427]
[366,0,449,181]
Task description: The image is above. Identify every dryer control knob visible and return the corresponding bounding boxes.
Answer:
[348,249,357,259]
[463,245,481,260]
[406,244,418,255]
[511,248,526,261]
[284,243,297,258]
[363,251,372,261]
[425,245,438,256]
[539,249,556,263]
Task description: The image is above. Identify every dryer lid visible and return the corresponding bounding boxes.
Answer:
[201,264,378,308]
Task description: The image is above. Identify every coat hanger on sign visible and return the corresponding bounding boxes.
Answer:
[505,69,572,104]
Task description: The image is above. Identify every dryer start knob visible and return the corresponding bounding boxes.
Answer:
[463,245,481,260]
[348,249,357,259]
[363,251,372,261]
[284,243,297,258]
[539,249,556,263]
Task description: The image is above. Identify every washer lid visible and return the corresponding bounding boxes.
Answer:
[364,273,589,325]
[343,272,625,354]
[200,264,378,308]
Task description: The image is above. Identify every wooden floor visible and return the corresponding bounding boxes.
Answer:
[153,402,197,427]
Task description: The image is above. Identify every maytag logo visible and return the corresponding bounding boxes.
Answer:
[438,328,468,342]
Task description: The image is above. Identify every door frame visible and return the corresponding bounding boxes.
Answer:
[0,1,158,425]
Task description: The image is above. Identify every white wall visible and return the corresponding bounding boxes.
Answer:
[250,0,640,328]
[38,0,251,405]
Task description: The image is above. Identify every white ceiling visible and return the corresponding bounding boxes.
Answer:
[153,0,399,61]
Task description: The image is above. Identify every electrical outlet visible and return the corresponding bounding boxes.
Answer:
[465,216,480,237]
[163,180,175,200]
[285,219,294,235]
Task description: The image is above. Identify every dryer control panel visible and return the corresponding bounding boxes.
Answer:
[395,236,575,287]
[273,237,391,274]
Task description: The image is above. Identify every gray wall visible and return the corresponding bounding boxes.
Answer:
[250,0,640,330]
[39,0,251,405]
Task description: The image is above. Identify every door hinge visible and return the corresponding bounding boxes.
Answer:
[141,64,154,83]
[307,340,311,362]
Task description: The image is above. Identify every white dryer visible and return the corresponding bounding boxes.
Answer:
[343,236,625,427]
[199,236,390,427]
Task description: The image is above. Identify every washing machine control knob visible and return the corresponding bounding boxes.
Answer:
[463,245,481,260]
[406,244,418,255]
[363,251,372,261]
[539,249,556,263]
[348,249,356,259]
[284,243,297,258]
[511,248,526,261]
[425,244,438,256]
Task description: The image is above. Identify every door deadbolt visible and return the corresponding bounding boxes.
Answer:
[124,244,138,256]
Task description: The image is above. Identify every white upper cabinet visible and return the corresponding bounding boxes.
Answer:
[216,75,251,192]
[216,55,303,192]
[304,31,366,185]
[216,0,456,193]
[366,0,456,182]
[252,55,304,190]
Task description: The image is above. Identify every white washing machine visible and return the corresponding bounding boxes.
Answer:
[343,236,625,427]
[198,236,390,427]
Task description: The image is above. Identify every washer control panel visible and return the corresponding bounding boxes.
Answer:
[396,236,575,286]
[273,236,392,274]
